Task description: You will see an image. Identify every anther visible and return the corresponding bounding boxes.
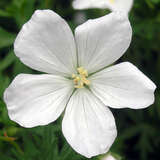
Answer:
[109,0,115,3]
[72,67,90,88]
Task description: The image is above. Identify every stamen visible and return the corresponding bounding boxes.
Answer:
[72,67,90,89]
[109,0,115,3]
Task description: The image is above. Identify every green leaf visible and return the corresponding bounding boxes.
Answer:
[0,9,11,17]
[0,51,16,71]
[0,73,10,97]
[0,27,15,48]
[0,152,16,160]
[6,0,35,28]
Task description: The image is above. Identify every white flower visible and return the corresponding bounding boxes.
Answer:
[72,0,133,13]
[4,10,156,158]
[101,154,117,160]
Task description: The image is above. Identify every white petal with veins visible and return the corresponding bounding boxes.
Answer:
[89,62,156,109]
[14,10,77,77]
[4,74,74,128]
[75,12,132,74]
[62,88,117,158]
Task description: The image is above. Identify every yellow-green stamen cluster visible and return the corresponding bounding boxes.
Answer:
[72,67,90,88]
[109,0,115,3]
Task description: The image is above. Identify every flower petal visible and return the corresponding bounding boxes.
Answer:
[73,0,108,10]
[89,62,156,109]
[109,0,133,13]
[75,11,132,74]
[4,74,74,128]
[72,0,133,13]
[14,10,77,77]
[62,88,117,158]
[102,154,117,160]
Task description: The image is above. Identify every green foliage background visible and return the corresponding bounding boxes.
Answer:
[0,0,160,160]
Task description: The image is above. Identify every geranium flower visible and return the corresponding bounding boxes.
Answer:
[101,154,117,160]
[72,0,133,13]
[4,10,156,158]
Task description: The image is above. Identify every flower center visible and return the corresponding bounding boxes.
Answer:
[72,67,90,89]
[109,0,115,3]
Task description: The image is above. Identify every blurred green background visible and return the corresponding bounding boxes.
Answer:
[0,0,160,160]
